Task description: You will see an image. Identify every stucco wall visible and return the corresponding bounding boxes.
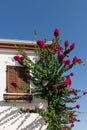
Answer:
[0,48,47,130]
[0,48,36,100]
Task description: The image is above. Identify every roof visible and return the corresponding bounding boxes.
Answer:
[0,39,51,50]
[0,39,36,45]
[0,39,36,50]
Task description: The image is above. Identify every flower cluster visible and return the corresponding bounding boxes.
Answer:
[14,55,25,62]
[11,82,17,88]
[37,40,45,48]
[19,107,43,113]
[13,28,87,130]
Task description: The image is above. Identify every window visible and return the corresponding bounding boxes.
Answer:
[6,65,30,93]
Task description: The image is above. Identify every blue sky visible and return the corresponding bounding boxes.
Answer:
[0,0,87,130]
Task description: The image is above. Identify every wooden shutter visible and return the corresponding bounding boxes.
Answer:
[6,65,30,93]
[61,127,70,130]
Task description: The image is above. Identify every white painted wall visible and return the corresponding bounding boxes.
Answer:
[0,48,47,130]
[0,48,36,100]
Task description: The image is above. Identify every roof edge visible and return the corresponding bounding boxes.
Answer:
[0,39,36,45]
[0,39,51,50]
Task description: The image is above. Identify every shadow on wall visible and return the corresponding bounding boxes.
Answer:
[0,101,47,130]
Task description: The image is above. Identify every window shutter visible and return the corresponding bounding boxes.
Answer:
[16,66,29,93]
[6,66,30,93]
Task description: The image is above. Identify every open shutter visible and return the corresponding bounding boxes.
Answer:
[6,65,30,93]
[16,66,29,93]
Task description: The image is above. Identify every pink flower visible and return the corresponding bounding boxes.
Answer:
[72,56,82,64]
[69,115,73,119]
[27,108,31,112]
[56,43,63,52]
[37,40,45,48]
[59,53,64,59]
[69,113,73,118]
[70,43,75,50]
[70,89,78,96]
[19,56,25,61]
[27,74,32,79]
[74,91,78,96]
[31,90,35,94]
[52,84,57,90]
[70,89,75,93]
[71,123,74,127]
[64,59,71,65]
[14,55,25,62]
[83,91,87,95]
[74,117,78,121]
[70,88,74,92]
[61,88,64,92]
[64,40,69,47]
[76,104,80,109]
[54,28,60,37]
[70,72,74,76]
[14,55,20,61]
[74,118,80,122]
[65,76,72,87]
[77,119,80,122]
[10,82,17,88]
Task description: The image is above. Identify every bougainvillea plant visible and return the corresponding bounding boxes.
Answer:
[13,28,87,130]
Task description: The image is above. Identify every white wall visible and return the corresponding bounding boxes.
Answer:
[0,48,47,130]
[0,49,34,100]
[0,48,47,105]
